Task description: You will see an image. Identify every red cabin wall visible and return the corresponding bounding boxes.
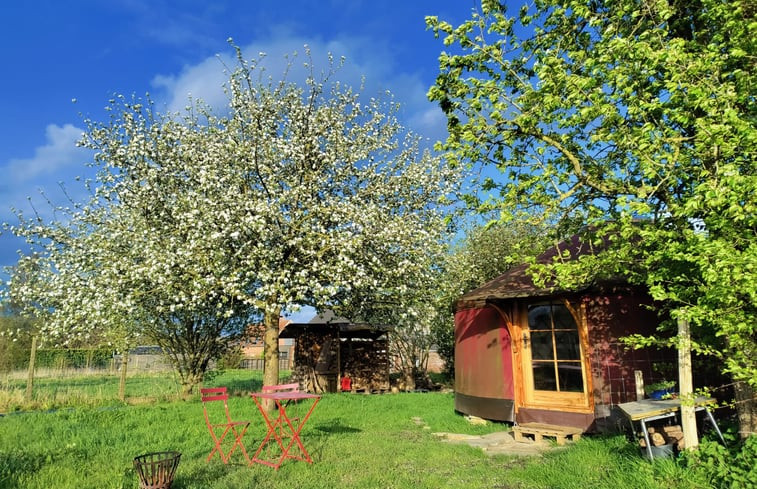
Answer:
[454,306,515,422]
[583,289,674,416]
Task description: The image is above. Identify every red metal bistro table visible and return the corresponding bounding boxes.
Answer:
[249,391,321,469]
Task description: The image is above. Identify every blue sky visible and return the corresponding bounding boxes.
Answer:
[0,1,477,301]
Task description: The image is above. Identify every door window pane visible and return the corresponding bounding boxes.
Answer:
[530,331,554,360]
[527,302,584,393]
[552,304,578,330]
[558,362,584,392]
[528,305,552,330]
[532,362,557,390]
[554,330,581,361]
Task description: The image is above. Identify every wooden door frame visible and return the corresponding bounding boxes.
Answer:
[514,298,593,414]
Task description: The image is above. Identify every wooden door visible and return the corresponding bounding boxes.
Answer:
[520,302,591,411]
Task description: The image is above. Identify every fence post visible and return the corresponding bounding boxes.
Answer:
[118,351,129,401]
[25,335,38,401]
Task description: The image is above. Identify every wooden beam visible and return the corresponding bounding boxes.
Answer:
[635,370,645,401]
[678,317,699,450]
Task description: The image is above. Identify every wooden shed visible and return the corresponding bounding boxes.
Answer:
[281,311,391,394]
[455,235,675,432]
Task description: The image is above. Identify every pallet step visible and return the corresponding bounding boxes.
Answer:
[512,423,583,445]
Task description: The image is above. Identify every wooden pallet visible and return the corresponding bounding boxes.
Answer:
[512,423,583,445]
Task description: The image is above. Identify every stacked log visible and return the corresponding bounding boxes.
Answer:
[638,425,685,450]
[662,425,685,450]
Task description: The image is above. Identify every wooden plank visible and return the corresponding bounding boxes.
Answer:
[634,370,645,401]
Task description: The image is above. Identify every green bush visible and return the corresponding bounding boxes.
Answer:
[215,345,244,370]
[35,348,113,369]
[0,316,35,372]
[685,435,757,489]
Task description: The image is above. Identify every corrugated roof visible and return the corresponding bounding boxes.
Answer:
[305,310,350,325]
[280,309,392,339]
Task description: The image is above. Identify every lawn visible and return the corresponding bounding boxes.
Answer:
[0,370,734,489]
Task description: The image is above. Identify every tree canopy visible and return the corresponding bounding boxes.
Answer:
[428,0,755,397]
[6,47,459,393]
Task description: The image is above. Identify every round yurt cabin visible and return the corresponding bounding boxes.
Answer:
[454,236,675,432]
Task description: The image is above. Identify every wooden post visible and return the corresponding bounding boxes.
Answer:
[634,370,645,401]
[678,317,699,450]
[337,327,342,390]
[25,335,38,401]
[118,350,129,401]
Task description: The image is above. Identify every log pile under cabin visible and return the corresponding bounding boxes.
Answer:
[638,425,686,450]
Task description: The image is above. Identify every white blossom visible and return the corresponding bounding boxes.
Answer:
[4,47,460,391]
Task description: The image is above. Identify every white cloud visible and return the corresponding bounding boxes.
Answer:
[0,123,93,230]
[409,106,449,144]
[149,32,447,142]
[152,55,230,114]
[6,124,85,183]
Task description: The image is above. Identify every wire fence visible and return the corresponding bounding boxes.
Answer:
[3,346,290,379]
[239,358,290,371]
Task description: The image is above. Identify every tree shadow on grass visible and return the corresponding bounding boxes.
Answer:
[166,448,257,488]
[224,378,263,395]
[313,419,362,434]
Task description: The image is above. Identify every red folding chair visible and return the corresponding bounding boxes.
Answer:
[201,387,251,464]
[261,383,302,435]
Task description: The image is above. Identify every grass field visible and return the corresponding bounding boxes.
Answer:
[0,370,738,489]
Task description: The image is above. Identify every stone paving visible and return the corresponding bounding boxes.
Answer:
[413,416,566,457]
[433,430,560,456]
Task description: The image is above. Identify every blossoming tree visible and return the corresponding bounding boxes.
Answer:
[8,48,458,394]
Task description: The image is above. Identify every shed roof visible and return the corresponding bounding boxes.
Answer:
[280,309,392,339]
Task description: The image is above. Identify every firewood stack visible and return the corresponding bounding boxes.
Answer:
[638,425,685,450]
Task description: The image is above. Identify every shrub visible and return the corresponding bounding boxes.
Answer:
[0,316,34,372]
[35,348,113,369]
[215,345,244,370]
[684,435,757,489]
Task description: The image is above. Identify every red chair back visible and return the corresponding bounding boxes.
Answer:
[200,386,250,464]
[262,383,301,393]
[201,387,232,424]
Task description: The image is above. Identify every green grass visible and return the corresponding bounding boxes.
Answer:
[0,370,717,489]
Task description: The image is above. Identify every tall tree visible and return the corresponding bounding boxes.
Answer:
[7,47,458,394]
[428,0,756,439]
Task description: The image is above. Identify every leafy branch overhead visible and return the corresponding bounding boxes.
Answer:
[427,0,756,392]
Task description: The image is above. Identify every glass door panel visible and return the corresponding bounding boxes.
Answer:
[523,302,588,405]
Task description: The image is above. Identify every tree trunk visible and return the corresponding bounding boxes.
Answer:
[180,372,203,397]
[25,335,37,402]
[678,317,699,451]
[403,370,416,391]
[118,351,129,401]
[734,380,757,439]
[262,306,282,412]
